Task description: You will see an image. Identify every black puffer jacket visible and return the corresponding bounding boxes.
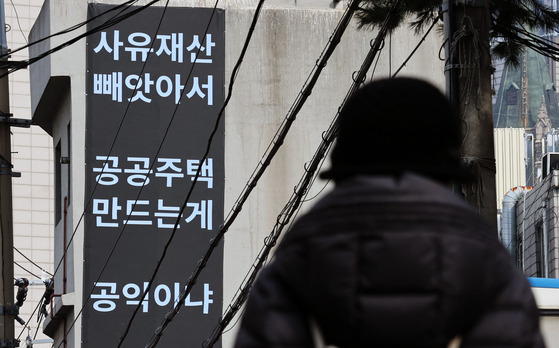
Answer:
[235,173,544,348]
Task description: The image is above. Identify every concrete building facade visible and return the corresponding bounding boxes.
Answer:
[511,171,559,278]
[28,0,447,347]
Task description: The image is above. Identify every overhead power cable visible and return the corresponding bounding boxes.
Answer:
[6,5,224,345]
[392,11,441,77]
[8,0,28,45]
[143,0,371,345]
[6,2,212,348]
[135,0,270,346]
[14,261,42,280]
[146,1,400,347]
[56,1,224,320]
[53,0,170,288]
[37,0,260,346]
[203,1,403,345]
[1,0,139,60]
[48,1,238,347]
[48,0,204,347]
[4,2,146,311]
[6,2,196,348]
[14,247,53,277]
[16,298,42,340]
[114,3,225,348]
[0,0,161,78]
[12,1,402,346]
[38,0,188,346]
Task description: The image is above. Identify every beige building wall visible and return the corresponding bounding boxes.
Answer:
[5,0,54,346]
[494,128,527,210]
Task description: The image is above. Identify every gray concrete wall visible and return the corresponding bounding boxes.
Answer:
[508,173,559,347]
[220,6,445,347]
[29,1,447,346]
[515,171,559,279]
[30,0,87,344]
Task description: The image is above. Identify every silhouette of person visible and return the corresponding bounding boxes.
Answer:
[235,77,544,348]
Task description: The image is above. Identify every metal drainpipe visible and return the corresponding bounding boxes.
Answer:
[501,187,532,266]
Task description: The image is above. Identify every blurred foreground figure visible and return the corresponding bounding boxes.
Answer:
[234,78,544,348]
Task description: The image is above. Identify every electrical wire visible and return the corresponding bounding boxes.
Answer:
[138,1,269,347]
[6,0,528,346]
[24,0,189,347]
[392,11,441,77]
[302,175,330,203]
[143,0,370,346]
[203,114,333,347]
[46,0,253,347]
[16,299,42,340]
[202,2,402,344]
[4,0,404,346]
[496,24,559,62]
[14,261,42,280]
[33,312,43,340]
[0,0,161,78]
[8,0,28,45]
[369,40,383,80]
[41,1,235,346]
[114,3,226,348]
[12,0,395,346]
[55,1,222,321]
[8,6,163,312]
[220,305,245,335]
[14,247,53,277]
[56,0,170,287]
[0,0,139,60]
[47,0,202,347]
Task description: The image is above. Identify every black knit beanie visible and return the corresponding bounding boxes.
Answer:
[320,77,472,182]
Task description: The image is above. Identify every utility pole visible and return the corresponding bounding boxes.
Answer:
[0,0,17,345]
[444,0,498,231]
